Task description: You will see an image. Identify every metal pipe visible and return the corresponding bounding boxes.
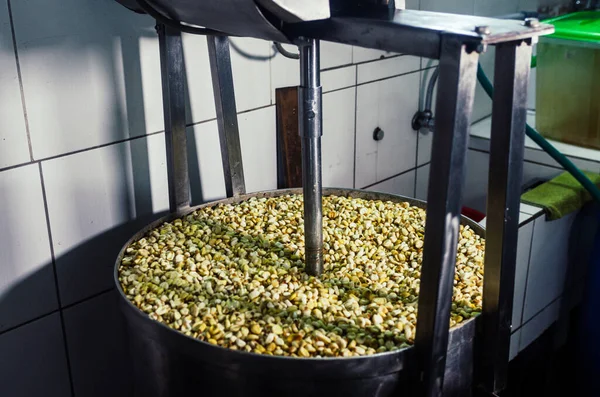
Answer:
[424,67,439,112]
[415,35,480,397]
[298,39,324,277]
[157,23,190,213]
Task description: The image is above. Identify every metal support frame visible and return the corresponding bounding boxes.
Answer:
[207,35,246,198]
[157,23,190,213]
[298,39,324,277]
[479,40,533,395]
[151,8,547,396]
[414,35,480,397]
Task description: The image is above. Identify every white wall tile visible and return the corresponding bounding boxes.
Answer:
[528,45,537,110]
[463,150,490,213]
[321,42,353,70]
[12,0,163,159]
[270,44,299,103]
[322,65,356,93]
[417,149,492,211]
[355,73,420,187]
[522,160,562,186]
[473,47,494,123]
[416,164,429,200]
[352,47,398,64]
[420,0,474,14]
[520,203,543,216]
[181,33,216,125]
[421,150,567,215]
[418,131,433,166]
[469,113,600,173]
[230,38,273,112]
[417,67,437,166]
[0,165,57,331]
[12,1,272,159]
[0,1,29,168]
[322,88,356,188]
[238,106,277,193]
[0,313,71,397]
[42,135,169,305]
[520,0,540,10]
[513,220,534,329]
[64,291,133,397]
[188,121,226,204]
[520,297,561,351]
[523,214,576,322]
[421,57,439,70]
[357,55,420,85]
[188,106,278,203]
[474,0,519,16]
[366,171,416,198]
[406,0,421,9]
[510,329,521,361]
[524,147,600,174]
[519,211,533,224]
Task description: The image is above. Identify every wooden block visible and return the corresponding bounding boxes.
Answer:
[276,86,303,188]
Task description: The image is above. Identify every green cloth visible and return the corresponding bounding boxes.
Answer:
[521,171,600,220]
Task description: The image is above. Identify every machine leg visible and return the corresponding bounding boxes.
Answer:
[207,35,246,198]
[414,35,479,397]
[157,24,190,213]
[298,39,324,277]
[479,40,533,395]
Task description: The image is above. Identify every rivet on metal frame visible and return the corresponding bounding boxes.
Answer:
[524,18,541,28]
[474,25,491,35]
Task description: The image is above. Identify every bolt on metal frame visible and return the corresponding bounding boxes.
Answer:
[154,10,551,397]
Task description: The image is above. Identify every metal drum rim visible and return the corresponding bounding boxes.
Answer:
[113,188,484,377]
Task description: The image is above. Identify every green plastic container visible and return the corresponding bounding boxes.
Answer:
[536,11,600,150]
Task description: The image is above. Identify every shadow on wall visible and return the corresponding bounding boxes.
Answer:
[0,1,267,396]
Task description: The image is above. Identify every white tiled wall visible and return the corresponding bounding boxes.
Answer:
[0,1,29,168]
[0,313,71,397]
[0,0,578,394]
[355,71,420,188]
[0,165,57,332]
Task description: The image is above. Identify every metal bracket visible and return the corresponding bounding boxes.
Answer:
[478,40,533,395]
[414,35,480,397]
[207,35,247,198]
[157,23,190,213]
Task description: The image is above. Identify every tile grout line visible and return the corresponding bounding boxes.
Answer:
[513,293,563,337]
[361,165,426,190]
[0,309,60,337]
[0,287,115,338]
[468,147,573,172]
[323,53,405,72]
[0,103,280,174]
[37,163,76,397]
[470,134,600,166]
[62,288,115,311]
[355,68,422,88]
[6,0,33,161]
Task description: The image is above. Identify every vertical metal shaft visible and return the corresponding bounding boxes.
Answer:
[298,39,323,277]
[479,40,532,395]
[157,24,190,213]
[207,35,246,198]
[414,35,479,397]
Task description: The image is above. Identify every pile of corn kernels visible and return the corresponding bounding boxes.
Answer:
[119,195,484,358]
